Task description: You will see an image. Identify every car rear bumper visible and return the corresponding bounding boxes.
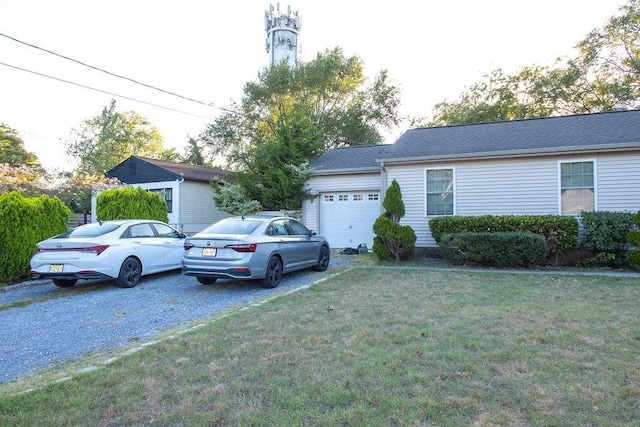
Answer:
[181,266,254,280]
[30,271,114,281]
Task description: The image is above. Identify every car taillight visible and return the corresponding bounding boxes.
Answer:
[184,242,195,250]
[225,243,257,253]
[36,245,109,255]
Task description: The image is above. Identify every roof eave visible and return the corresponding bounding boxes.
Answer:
[310,167,380,176]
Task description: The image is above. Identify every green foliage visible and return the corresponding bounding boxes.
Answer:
[211,180,262,215]
[580,211,635,267]
[372,216,416,262]
[429,215,579,264]
[0,123,40,167]
[382,179,405,222]
[199,48,401,210]
[66,99,166,176]
[373,180,416,261]
[626,210,640,270]
[439,232,547,267]
[0,192,70,282]
[96,187,168,222]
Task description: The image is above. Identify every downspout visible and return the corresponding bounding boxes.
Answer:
[380,161,387,210]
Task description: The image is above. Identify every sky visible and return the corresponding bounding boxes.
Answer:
[0,0,626,173]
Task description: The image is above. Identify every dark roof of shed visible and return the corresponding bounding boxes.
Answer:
[133,156,227,182]
[310,110,640,173]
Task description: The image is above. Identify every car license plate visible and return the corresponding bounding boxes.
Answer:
[49,264,64,273]
[202,248,217,257]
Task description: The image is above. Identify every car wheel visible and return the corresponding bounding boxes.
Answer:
[260,256,283,288]
[196,276,218,285]
[53,278,77,288]
[115,257,142,288]
[312,245,330,271]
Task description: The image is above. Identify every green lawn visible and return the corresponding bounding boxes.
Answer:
[2,267,639,426]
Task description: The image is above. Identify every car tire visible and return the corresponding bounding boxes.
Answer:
[196,276,218,285]
[115,257,142,288]
[53,278,77,288]
[312,245,330,271]
[260,256,282,288]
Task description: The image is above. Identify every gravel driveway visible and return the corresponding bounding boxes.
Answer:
[0,256,351,384]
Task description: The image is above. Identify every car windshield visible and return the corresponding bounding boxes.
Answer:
[201,219,262,235]
[53,223,121,238]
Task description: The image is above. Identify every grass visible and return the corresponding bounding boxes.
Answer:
[1,266,640,426]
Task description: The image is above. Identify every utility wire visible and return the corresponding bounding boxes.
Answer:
[0,31,239,114]
[0,61,215,120]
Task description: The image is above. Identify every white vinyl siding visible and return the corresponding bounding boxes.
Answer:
[179,182,228,235]
[594,155,640,211]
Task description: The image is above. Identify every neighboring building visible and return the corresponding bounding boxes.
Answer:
[303,109,640,249]
[100,156,229,235]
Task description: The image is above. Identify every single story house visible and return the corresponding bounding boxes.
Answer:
[99,156,229,235]
[303,109,640,250]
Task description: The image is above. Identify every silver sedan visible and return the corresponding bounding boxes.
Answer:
[181,215,330,288]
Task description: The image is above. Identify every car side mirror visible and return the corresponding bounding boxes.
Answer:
[309,230,317,236]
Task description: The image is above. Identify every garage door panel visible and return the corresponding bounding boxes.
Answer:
[320,192,379,248]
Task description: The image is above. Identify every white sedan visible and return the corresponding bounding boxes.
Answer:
[30,219,186,288]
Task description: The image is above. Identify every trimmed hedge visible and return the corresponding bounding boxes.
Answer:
[0,191,71,282]
[439,232,548,267]
[580,211,635,267]
[96,186,168,222]
[627,211,640,270]
[429,215,578,263]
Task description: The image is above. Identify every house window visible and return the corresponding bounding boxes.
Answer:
[129,162,137,176]
[149,188,173,213]
[338,194,349,201]
[560,161,595,214]
[368,193,379,201]
[353,194,364,201]
[324,195,334,202]
[425,168,454,216]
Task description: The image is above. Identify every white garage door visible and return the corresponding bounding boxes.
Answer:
[320,192,380,249]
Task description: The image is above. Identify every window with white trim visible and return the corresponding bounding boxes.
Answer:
[560,160,595,214]
[149,188,173,213]
[353,194,364,201]
[425,168,454,216]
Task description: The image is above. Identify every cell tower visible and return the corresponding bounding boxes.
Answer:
[265,3,301,68]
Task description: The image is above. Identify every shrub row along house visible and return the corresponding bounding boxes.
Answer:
[104,110,640,249]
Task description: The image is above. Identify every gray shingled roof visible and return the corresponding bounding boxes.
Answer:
[308,144,393,173]
[310,110,640,173]
[136,156,228,182]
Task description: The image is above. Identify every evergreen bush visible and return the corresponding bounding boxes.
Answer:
[580,211,635,267]
[0,192,70,282]
[626,211,640,270]
[96,187,168,222]
[372,179,416,261]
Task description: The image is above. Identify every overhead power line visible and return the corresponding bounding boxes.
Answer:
[0,61,215,120]
[0,31,239,114]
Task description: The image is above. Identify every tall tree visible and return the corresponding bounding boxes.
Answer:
[0,124,39,167]
[200,47,401,210]
[66,99,166,176]
[182,137,213,166]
